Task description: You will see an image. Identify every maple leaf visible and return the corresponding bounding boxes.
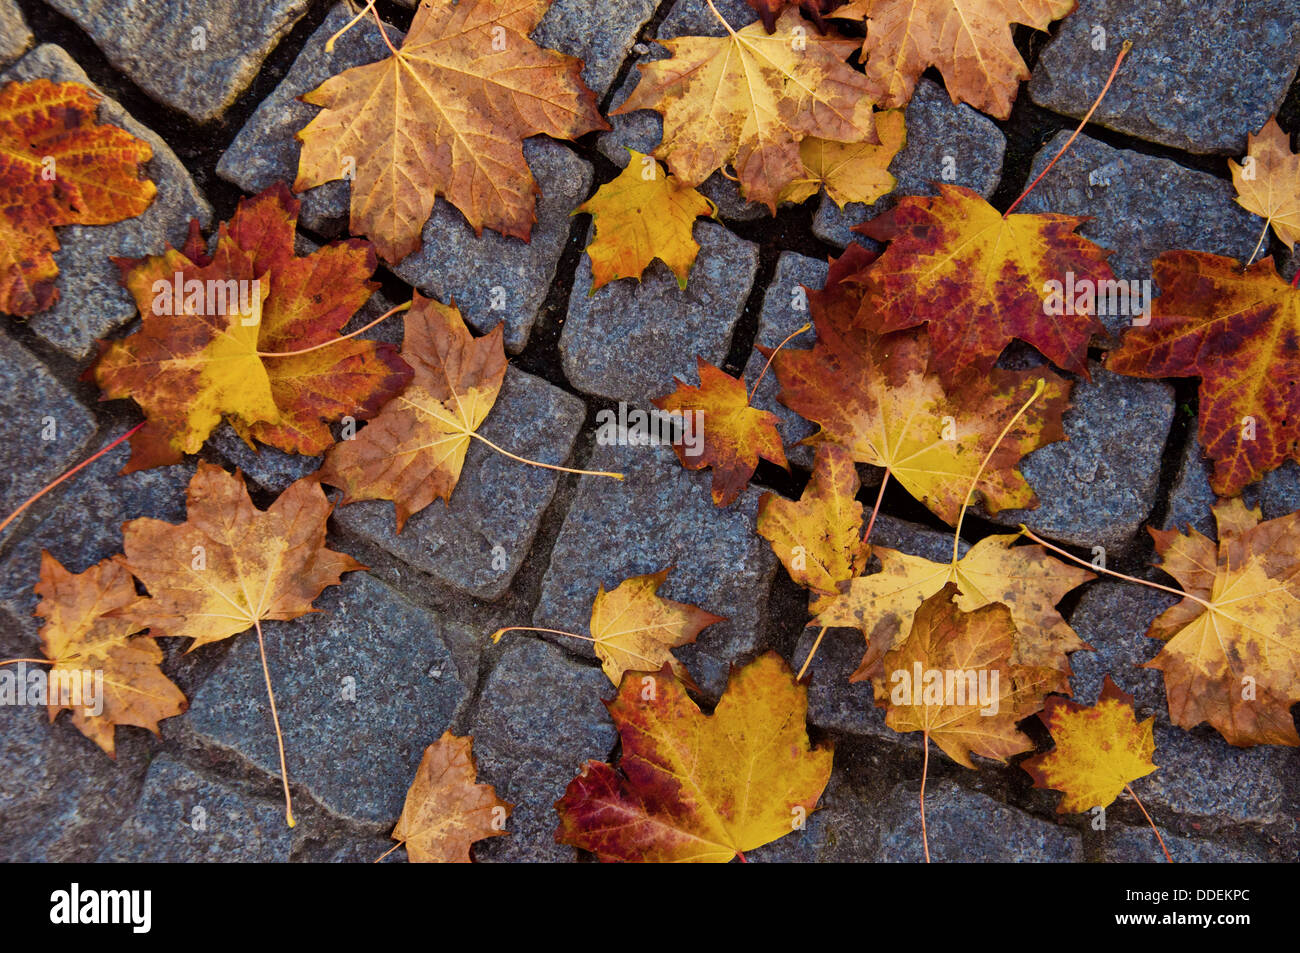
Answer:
[757,443,871,601]
[1106,251,1300,496]
[653,358,788,507]
[576,149,717,292]
[768,244,1073,524]
[814,533,1092,693]
[615,8,879,212]
[319,294,507,531]
[1022,676,1157,813]
[585,569,725,688]
[1142,498,1300,746]
[295,0,607,262]
[117,463,363,649]
[779,107,906,208]
[877,585,1059,767]
[390,732,511,862]
[32,552,186,757]
[0,79,156,316]
[1231,117,1300,250]
[93,184,412,472]
[555,652,832,862]
[857,184,1112,377]
[832,0,1076,117]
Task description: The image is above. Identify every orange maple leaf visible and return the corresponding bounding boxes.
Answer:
[117,463,363,649]
[556,652,832,862]
[654,358,788,507]
[1022,675,1158,813]
[0,79,155,315]
[832,0,1077,117]
[319,295,507,530]
[856,184,1112,378]
[1108,251,1300,496]
[1142,498,1300,747]
[32,552,186,757]
[390,732,511,862]
[294,0,607,262]
[92,184,412,473]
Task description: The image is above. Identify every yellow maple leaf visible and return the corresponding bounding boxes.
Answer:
[1144,497,1300,746]
[1022,676,1157,813]
[1231,116,1300,251]
[556,652,832,861]
[814,532,1093,693]
[577,149,717,291]
[615,7,878,211]
[779,108,906,208]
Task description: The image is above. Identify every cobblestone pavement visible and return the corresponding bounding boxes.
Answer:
[1,0,1298,862]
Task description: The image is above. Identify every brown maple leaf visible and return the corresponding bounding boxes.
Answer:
[832,0,1077,117]
[1107,251,1300,496]
[878,584,1060,768]
[1231,117,1300,251]
[615,7,878,211]
[32,552,186,757]
[319,294,507,530]
[654,358,788,507]
[768,242,1072,525]
[0,79,156,315]
[295,0,607,262]
[390,732,511,862]
[93,184,412,473]
[1143,498,1300,746]
[117,463,363,649]
[856,184,1112,378]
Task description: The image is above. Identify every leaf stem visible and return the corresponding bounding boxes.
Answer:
[951,378,1045,566]
[1126,783,1172,863]
[1004,41,1132,217]
[374,841,402,863]
[1292,268,1300,288]
[0,658,49,666]
[796,628,827,681]
[325,0,377,52]
[748,322,811,401]
[491,626,660,668]
[704,0,738,37]
[253,617,295,828]
[920,729,931,863]
[0,422,146,537]
[1017,525,1212,609]
[469,432,623,481]
[1245,219,1271,267]
[257,301,411,358]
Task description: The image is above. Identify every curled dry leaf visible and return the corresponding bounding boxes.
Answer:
[0,79,156,315]
[857,184,1112,378]
[1022,676,1158,813]
[814,533,1092,693]
[1143,497,1300,746]
[832,0,1076,117]
[31,552,186,757]
[92,184,411,472]
[295,0,607,262]
[577,149,717,292]
[653,358,788,507]
[768,242,1073,524]
[877,584,1060,768]
[117,463,363,649]
[615,8,878,211]
[556,652,832,862]
[319,294,507,531]
[1107,251,1300,496]
[391,732,511,862]
[1231,117,1300,250]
